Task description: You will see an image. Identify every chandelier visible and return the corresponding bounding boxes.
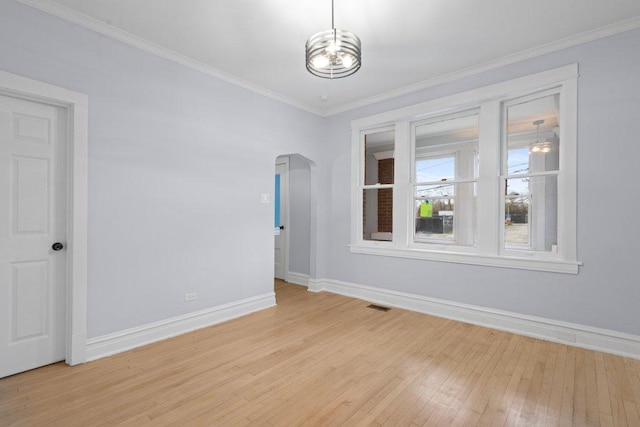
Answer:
[305,0,361,79]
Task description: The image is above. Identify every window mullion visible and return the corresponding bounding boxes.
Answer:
[558,75,578,262]
[362,184,394,189]
[504,170,559,180]
[351,128,364,244]
[476,100,501,254]
[393,120,410,247]
[415,178,477,186]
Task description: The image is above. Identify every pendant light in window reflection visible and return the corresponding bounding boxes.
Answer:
[530,119,552,153]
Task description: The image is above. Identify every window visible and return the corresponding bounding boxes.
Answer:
[502,92,560,253]
[413,111,479,246]
[350,65,579,273]
[362,129,395,242]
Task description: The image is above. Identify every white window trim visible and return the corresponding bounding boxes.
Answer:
[350,64,581,274]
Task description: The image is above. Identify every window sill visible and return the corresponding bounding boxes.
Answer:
[349,244,580,274]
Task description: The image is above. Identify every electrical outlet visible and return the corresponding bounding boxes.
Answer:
[185,292,197,302]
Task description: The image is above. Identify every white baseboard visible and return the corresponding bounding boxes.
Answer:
[86,293,276,361]
[308,278,323,293]
[286,271,309,286]
[308,278,640,360]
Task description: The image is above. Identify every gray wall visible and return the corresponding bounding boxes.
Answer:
[288,156,311,276]
[0,0,325,337]
[321,29,640,336]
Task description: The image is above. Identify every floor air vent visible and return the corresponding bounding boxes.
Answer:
[367,304,391,312]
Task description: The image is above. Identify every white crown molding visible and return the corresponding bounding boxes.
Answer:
[308,278,640,360]
[16,1,640,117]
[15,0,324,116]
[86,292,275,361]
[323,16,640,116]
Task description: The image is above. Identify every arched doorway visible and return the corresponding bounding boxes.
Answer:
[274,154,316,286]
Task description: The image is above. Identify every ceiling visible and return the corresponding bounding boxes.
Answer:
[20,0,640,115]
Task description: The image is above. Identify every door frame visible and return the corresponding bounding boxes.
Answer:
[0,70,88,365]
[275,157,289,281]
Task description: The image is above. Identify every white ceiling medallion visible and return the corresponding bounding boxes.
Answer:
[305,0,361,79]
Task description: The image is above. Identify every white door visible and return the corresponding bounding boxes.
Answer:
[274,159,288,280]
[0,94,67,378]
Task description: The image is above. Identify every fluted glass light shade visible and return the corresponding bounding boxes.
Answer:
[305,1,361,79]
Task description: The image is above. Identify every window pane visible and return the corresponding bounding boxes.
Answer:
[363,188,393,241]
[416,156,454,182]
[415,113,479,181]
[414,182,476,245]
[416,183,455,199]
[364,130,394,186]
[415,216,454,241]
[412,113,478,247]
[506,94,560,175]
[504,176,558,251]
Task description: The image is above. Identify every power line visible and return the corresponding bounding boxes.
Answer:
[416,158,454,173]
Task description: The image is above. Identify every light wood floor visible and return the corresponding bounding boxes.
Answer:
[2,280,640,426]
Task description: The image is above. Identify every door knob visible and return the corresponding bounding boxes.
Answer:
[279,225,285,230]
[52,242,64,251]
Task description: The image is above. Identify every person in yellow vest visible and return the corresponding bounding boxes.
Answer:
[420,200,432,218]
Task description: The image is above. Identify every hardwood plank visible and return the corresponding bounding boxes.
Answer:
[558,345,577,425]
[584,349,602,426]
[527,341,558,426]
[624,357,640,418]
[572,347,588,426]
[542,342,566,426]
[604,353,630,426]
[474,334,526,425]
[624,399,640,427]
[446,330,512,424]
[502,338,542,425]
[1,280,638,426]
